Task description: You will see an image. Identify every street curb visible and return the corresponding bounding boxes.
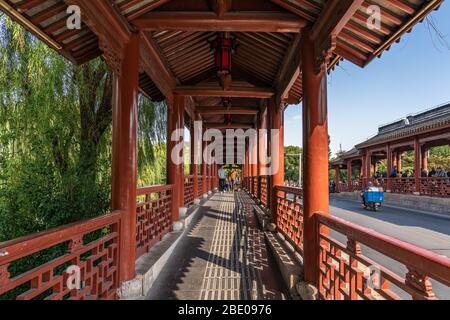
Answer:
[330,198,450,221]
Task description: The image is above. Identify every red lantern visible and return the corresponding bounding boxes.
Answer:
[211,35,237,75]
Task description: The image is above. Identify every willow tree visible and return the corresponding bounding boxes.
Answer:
[0,13,167,241]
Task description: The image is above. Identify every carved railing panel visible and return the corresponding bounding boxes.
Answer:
[391,177,417,194]
[183,176,194,206]
[275,186,304,255]
[0,212,121,300]
[197,175,204,198]
[136,185,173,259]
[420,177,450,198]
[260,176,270,208]
[318,214,450,300]
[252,177,259,198]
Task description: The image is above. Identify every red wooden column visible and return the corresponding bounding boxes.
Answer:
[259,108,268,201]
[397,152,403,173]
[111,33,139,283]
[335,166,340,192]
[245,144,250,189]
[414,137,421,194]
[421,146,428,172]
[202,127,207,195]
[347,160,352,190]
[365,151,372,183]
[301,29,329,288]
[191,122,198,199]
[254,119,261,199]
[167,95,185,220]
[269,98,284,222]
[386,144,393,192]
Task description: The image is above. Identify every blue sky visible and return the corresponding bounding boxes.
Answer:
[284,1,450,156]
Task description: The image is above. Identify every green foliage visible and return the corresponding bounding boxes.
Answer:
[285,145,303,184]
[0,15,167,244]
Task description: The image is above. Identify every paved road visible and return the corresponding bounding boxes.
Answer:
[329,198,450,299]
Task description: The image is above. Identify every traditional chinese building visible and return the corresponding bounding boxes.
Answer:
[331,102,450,197]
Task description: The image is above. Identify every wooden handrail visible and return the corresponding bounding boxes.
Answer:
[318,213,450,287]
[275,185,303,196]
[0,210,122,265]
[137,184,174,196]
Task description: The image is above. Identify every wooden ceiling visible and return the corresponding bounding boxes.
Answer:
[1,0,443,127]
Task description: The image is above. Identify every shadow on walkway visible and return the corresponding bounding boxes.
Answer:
[146,192,287,300]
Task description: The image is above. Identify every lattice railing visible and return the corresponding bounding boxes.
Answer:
[317,214,450,300]
[420,177,450,197]
[184,175,195,206]
[136,185,173,259]
[275,186,304,255]
[260,176,270,208]
[391,177,417,194]
[197,175,204,198]
[338,182,351,192]
[0,212,121,300]
[252,177,259,198]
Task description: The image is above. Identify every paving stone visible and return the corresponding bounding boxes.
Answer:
[146,191,288,300]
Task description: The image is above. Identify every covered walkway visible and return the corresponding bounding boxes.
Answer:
[146,191,287,300]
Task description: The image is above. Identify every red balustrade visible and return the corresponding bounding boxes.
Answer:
[136,185,173,259]
[183,175,195,206]
[338,182,351,193]
[197,175,204,198]
[252,177,259,198]
[275,186,304,255]
[0,211,122,300]
[391,177,417,194]
[317,214,450,300]
[420,177,450,197]
[260,176,270,208]
[272,186,450,300]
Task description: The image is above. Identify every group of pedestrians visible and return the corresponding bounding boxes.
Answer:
[373,165,450,179]
[218,166,240,193]
[421,167,450,178]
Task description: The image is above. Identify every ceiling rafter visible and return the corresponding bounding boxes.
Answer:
[122,0,174,21]
[274,33,302,105]
[196,107,259,116]
[175,86,275,99]
[310,0,364,71]
[139,32,177,103]
[132,12,308,33]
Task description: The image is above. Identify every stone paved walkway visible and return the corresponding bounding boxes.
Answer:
[146,191,287,300]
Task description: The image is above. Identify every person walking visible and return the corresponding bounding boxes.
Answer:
[218,166,226,192]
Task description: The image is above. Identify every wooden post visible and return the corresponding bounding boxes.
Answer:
[414,137,421,194]
[167,95,185,220]
[335,166,340,192]
[347,160,352,190]
[386,144,392,192]
[301,28,329,288]
[397,152,403,174]
[191,121,198,199]
[367,152,372,180]
[269,98,285,226]
[112,33,139,283]
[421,147,428,172]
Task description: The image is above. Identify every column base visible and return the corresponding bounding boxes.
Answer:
[179,207,188,218]
[117,277,143,300]
[194,199,201,205]
[203,193,209,199]
[173,220,184,232]
[296,281,319,301]
[413,192,421,196]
